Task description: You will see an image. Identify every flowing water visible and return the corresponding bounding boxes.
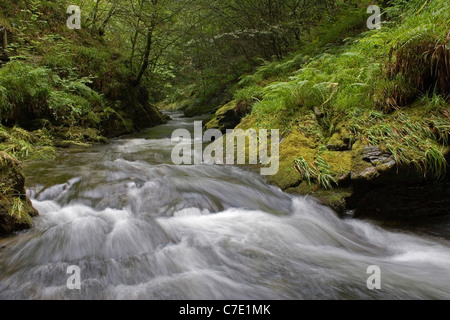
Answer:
[0,113,450,300]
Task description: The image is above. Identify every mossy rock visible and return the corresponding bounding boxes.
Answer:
[0,152,38,237]
[326,131,350,151]
[349,141,377,181]
[267,128,318,189]
[98,109,134,138]
[286,182,353,213]
[205,101,242,133]
[322,150,353,181]
[235,114,257,131]
[0,126,56,161]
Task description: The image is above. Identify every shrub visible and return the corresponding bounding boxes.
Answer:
[0,61,53,119]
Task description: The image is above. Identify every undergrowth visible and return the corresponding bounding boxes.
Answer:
[233,0,450,182]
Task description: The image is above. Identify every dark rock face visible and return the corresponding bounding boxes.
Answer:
[205,101,243,133]
[99,85,169,138]
[346,146,450,221]
[351,180,450,220]
[0,152,38,237]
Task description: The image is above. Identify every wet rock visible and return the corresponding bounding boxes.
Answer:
[351,166,378,181]
[0,152,38,237]
[353,180,450,220]
[362,146,395,168]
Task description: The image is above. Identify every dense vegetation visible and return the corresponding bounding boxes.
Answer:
[203,0,449,216]
[231,0,450,182]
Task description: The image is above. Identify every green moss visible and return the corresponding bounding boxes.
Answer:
[0,125,56,160]
[321,150,352,178]
[326,131,350,151]
[267,129,318,189]
[122,118,134,133]
[205,117,220,131]
[312,188,354,213]
[9,197,33,226]
[235,114,258,131]
[286,182,353,213]
[349,141,374,178]
[205,101,240,132]
[0,152,38,236]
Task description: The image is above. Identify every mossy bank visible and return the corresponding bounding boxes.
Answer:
[203,0,450,221]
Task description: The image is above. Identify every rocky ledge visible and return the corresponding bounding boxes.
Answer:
[207,101,450,221]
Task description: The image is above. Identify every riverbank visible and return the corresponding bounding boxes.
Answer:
[200,0,450,220]
[0,0,169,236]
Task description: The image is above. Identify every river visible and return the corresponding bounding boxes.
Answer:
[0,113,449,300]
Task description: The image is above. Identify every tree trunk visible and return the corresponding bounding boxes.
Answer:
[91,0,101,32]
[3,28,7,49]
[134,27,154,86]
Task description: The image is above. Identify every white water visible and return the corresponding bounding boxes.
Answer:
[0,113,449,300]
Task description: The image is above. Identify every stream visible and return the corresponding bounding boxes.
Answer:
[0,113,449,300]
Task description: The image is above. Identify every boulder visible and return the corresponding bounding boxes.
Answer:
[0,152,38,237]
[205,101,242,133]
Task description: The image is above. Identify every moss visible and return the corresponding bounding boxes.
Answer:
[267,128,318,189]
[350,141,374,177]
[326,129,351,151]
[122,118,134,132]
[0,152,38,237]
[205,101,240,132]
[321,150,353,179]
[285,181,316,195]
[235,114,257,131]
[8,197,33,226]
[286,181,353,213]
[0,125,56,160]
[205,117,220,131]
[312,188,354,213]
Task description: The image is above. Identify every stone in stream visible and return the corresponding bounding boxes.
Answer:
[205,101,244,134]
[0,152,38,237]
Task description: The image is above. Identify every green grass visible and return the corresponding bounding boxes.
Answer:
[294,148,337,190]
[0,125,55,160]
[232,0,450,181]
[10,197,24,218]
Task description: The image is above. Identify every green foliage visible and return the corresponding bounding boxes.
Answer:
[346,109,448,179]
[10,197,24,218]
[41,41,78,77]
[0,61,53,118]
[419,93,450,113]
[0,61,105,125]
[9,196,33,226]
[233,0,450,182]
[234,85,264,105]
[0,125,55,160]
[0,85,13,117]
[294,148,337,190]
[73,46,112,78]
